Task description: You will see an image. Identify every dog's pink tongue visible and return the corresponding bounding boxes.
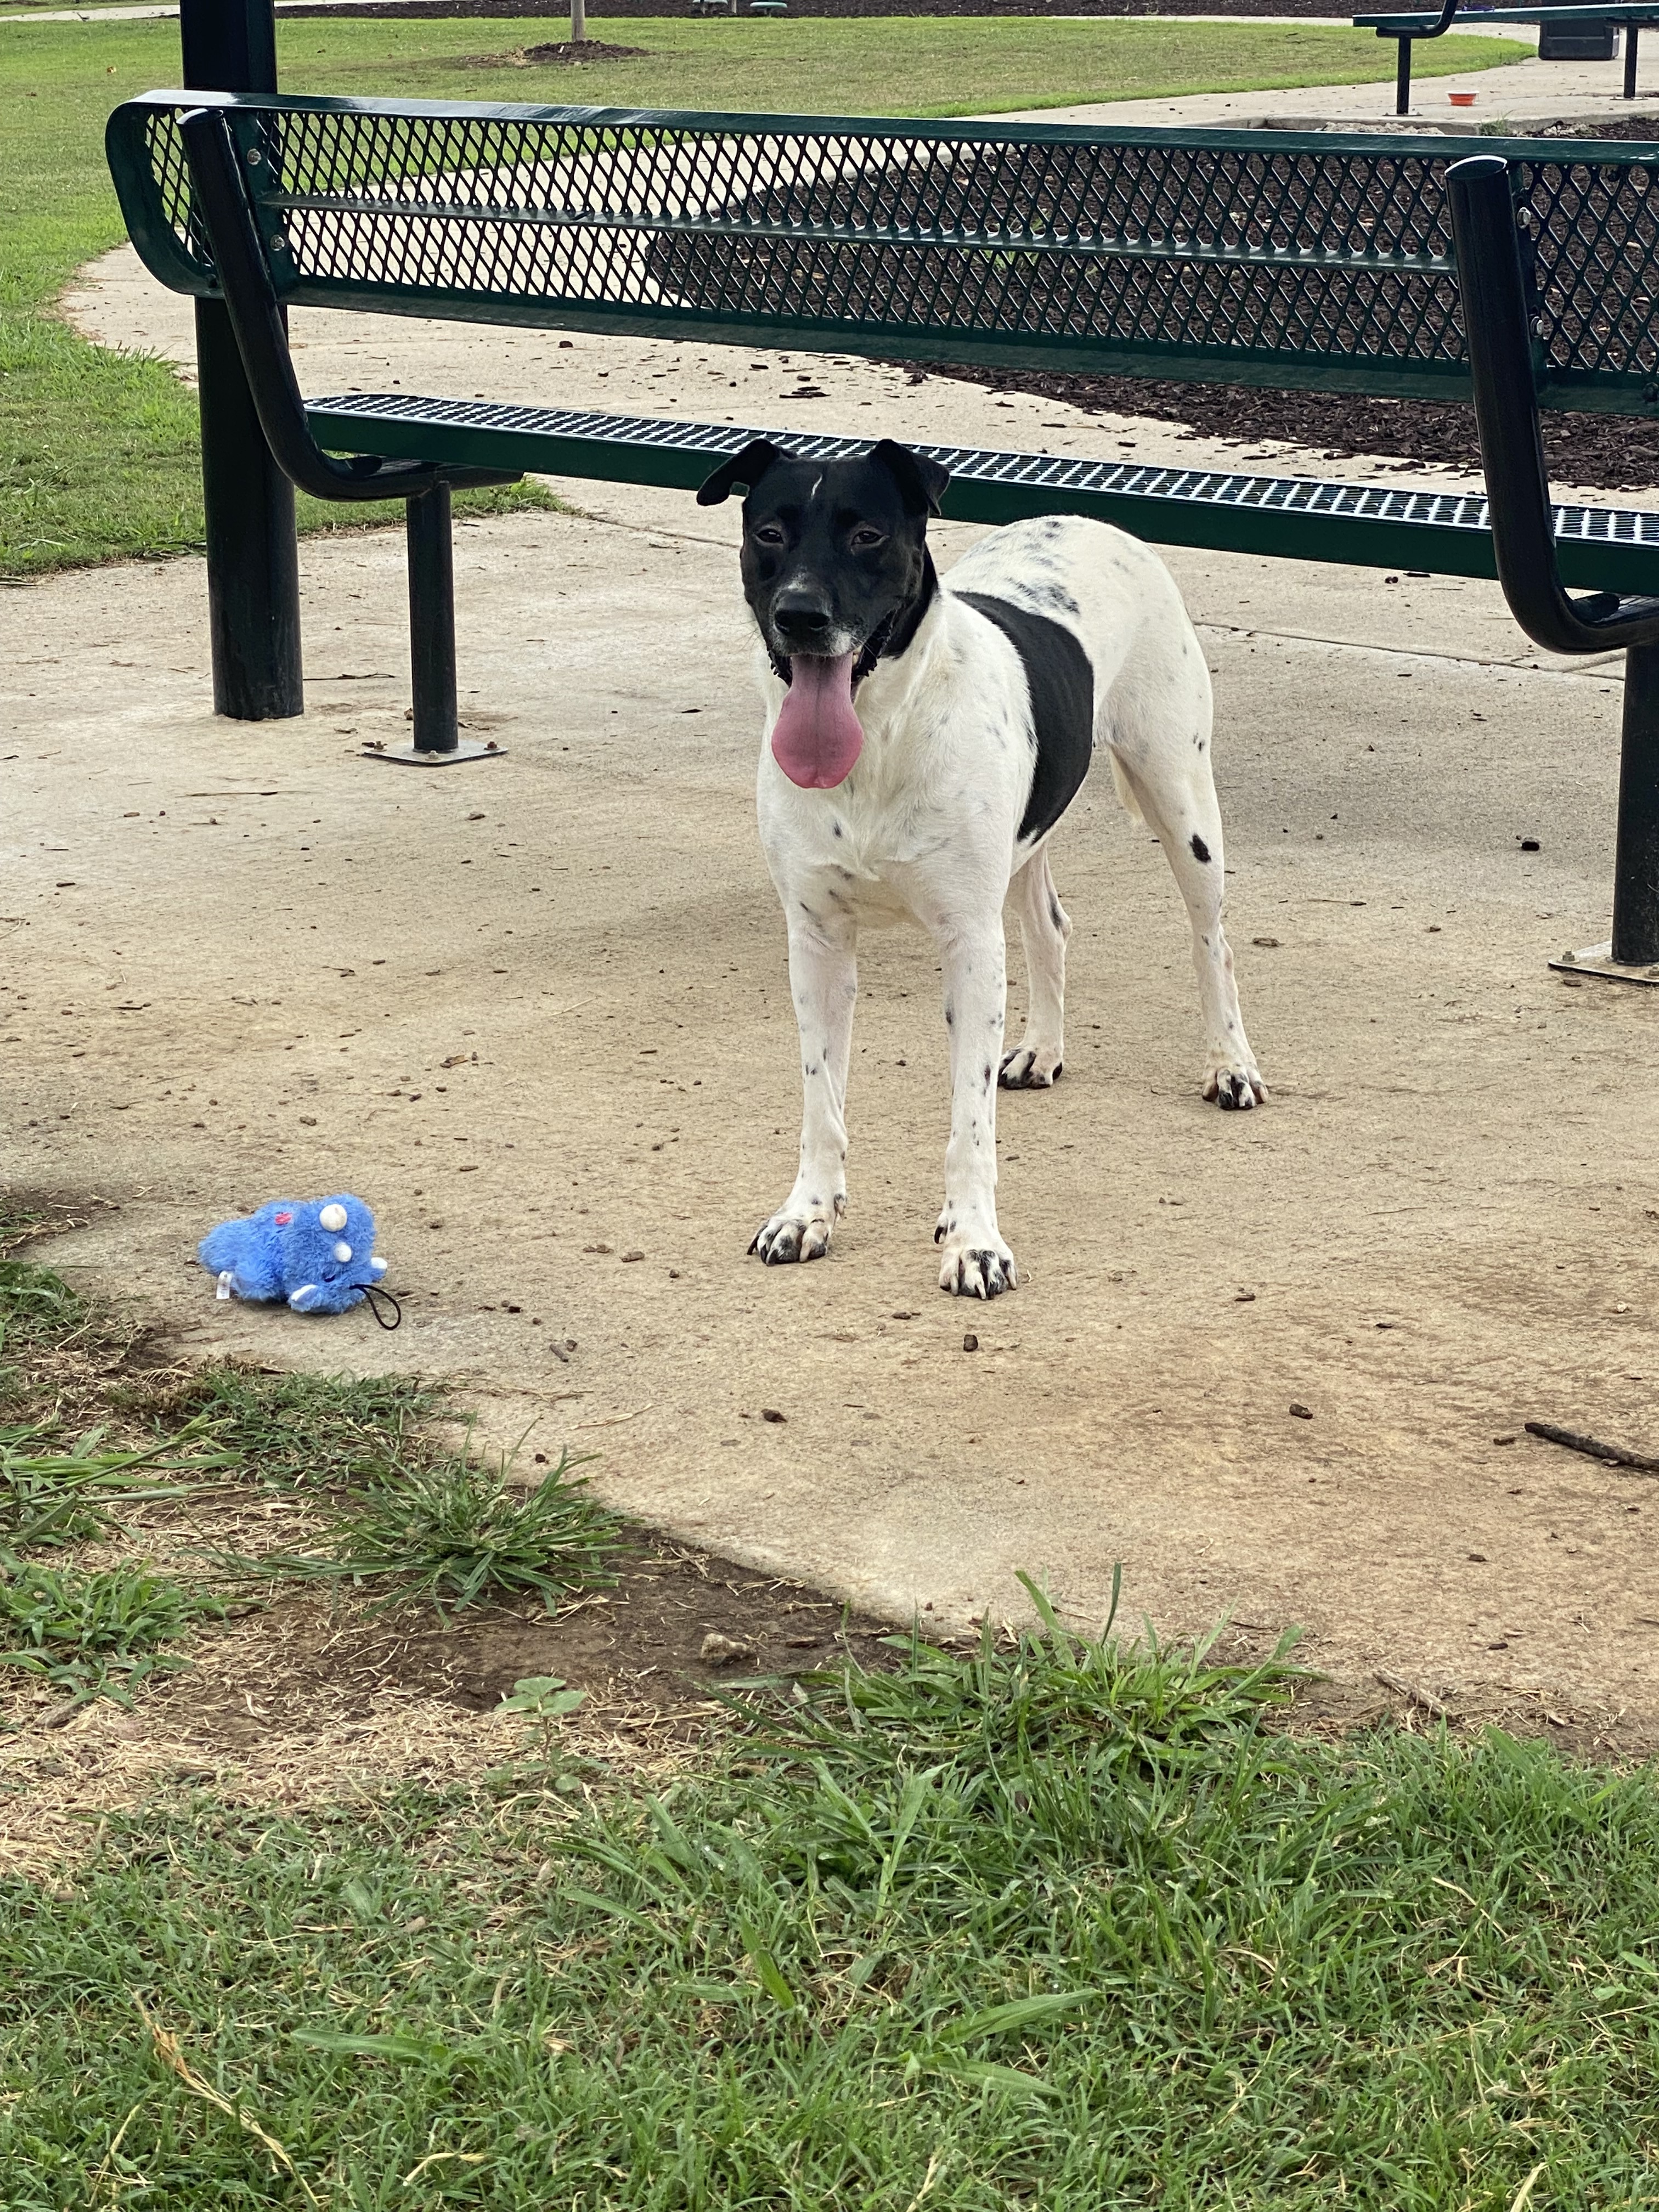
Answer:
[771,652,863,789]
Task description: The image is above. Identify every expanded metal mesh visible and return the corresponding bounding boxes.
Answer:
[129,96,1659,403]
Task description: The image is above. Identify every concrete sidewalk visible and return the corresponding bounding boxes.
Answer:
[10,239,1659,1743]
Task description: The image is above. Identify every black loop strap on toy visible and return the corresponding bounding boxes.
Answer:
[361,1284,402,1330]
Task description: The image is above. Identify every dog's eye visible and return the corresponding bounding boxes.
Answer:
[849,526,885,551]
[751,522,786,548]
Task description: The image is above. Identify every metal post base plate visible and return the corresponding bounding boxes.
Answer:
[362,738,505,766]
[1549,940,1659,986]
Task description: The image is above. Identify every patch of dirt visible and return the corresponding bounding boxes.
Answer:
[0,1537,910,1878]
[470,39,651,62]
[162,1533,906,1750]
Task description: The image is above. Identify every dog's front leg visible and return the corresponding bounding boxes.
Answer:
[751,908,857,1266]
[933,922,1017,1298]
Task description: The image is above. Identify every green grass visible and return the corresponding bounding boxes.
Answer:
[0,1558,225,1711]
[262,12,1520,119]
[167,1364,447,1491]
[4,1608,1659,2207]
[3,1255,1659,2203]
[227,1447,623,1615]
[0,1259,91,1365]
[3,14,1521,576]
[0,1418,226,1550]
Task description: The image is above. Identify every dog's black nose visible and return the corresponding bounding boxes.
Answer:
[772,592,835,648]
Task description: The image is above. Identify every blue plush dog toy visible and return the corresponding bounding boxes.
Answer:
[198,1195,390,1317]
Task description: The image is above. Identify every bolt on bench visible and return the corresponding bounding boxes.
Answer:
[107,93,1659,969]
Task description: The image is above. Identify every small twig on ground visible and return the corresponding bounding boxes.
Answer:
[1375,1667,1450,1721]
[1525,1420,1659,1477]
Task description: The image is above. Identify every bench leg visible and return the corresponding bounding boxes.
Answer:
[1626,20,1640,96]
[1612,644,1659,964]
[1396,37,1413,115]
[196,298,303,720]
[408,482,459,754]
[364,482,504,765]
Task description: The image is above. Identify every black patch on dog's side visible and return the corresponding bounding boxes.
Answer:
[1190,833,1211,863]
[954,592,1095,844]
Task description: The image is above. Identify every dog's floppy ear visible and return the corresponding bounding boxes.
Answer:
[696,438,789,507]
[870,439,950,518]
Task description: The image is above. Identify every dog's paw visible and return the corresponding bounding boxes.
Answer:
[1203,1056,1267,1111]
[999,1045,1063,1089]
[933,1216,1018,1299]
[750,1201,838,1266]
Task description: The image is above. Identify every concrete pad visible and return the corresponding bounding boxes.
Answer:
[15,218,1659,1747]
[998,36,1659,129]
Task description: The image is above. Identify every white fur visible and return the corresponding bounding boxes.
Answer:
[750,515,1264,1298]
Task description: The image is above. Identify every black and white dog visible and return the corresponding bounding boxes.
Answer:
[697,437,1264,1300]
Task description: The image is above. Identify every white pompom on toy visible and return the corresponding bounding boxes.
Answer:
[319,1203,348,1232]
[334,1240,352,1262]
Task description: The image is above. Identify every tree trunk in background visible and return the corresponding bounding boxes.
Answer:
[572,0,587,40]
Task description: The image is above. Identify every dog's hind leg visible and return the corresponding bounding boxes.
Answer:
[1000,845,1070,1088]
[1108,639,1265,1111]
[751,909,858,1265]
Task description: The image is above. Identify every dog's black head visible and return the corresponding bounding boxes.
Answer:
[697,438,950,789]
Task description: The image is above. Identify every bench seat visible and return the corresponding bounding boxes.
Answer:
[310,390,1659,597]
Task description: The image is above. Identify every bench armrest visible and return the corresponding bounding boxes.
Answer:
[1447,154,1659,654]
[1369,0,1463,36]
[177,105,516,505]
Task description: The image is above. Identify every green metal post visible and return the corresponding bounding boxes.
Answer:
[181,0,303,720]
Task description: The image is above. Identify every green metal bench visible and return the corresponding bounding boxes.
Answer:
[106,91,1659,959]
[1353,0,1659,115]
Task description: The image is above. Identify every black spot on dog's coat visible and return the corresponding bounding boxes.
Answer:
[955,592,1094,845]
[1190,833,1211,863]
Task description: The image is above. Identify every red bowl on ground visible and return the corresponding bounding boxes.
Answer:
[1448,90,1478,104]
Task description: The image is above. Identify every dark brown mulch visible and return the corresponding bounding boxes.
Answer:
[1527,111,1659,138]
[905,360,1659,492]
[907,120,1658,494]
[475,37,651,58]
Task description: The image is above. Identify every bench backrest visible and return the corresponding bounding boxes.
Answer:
[108,90,1659,418]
